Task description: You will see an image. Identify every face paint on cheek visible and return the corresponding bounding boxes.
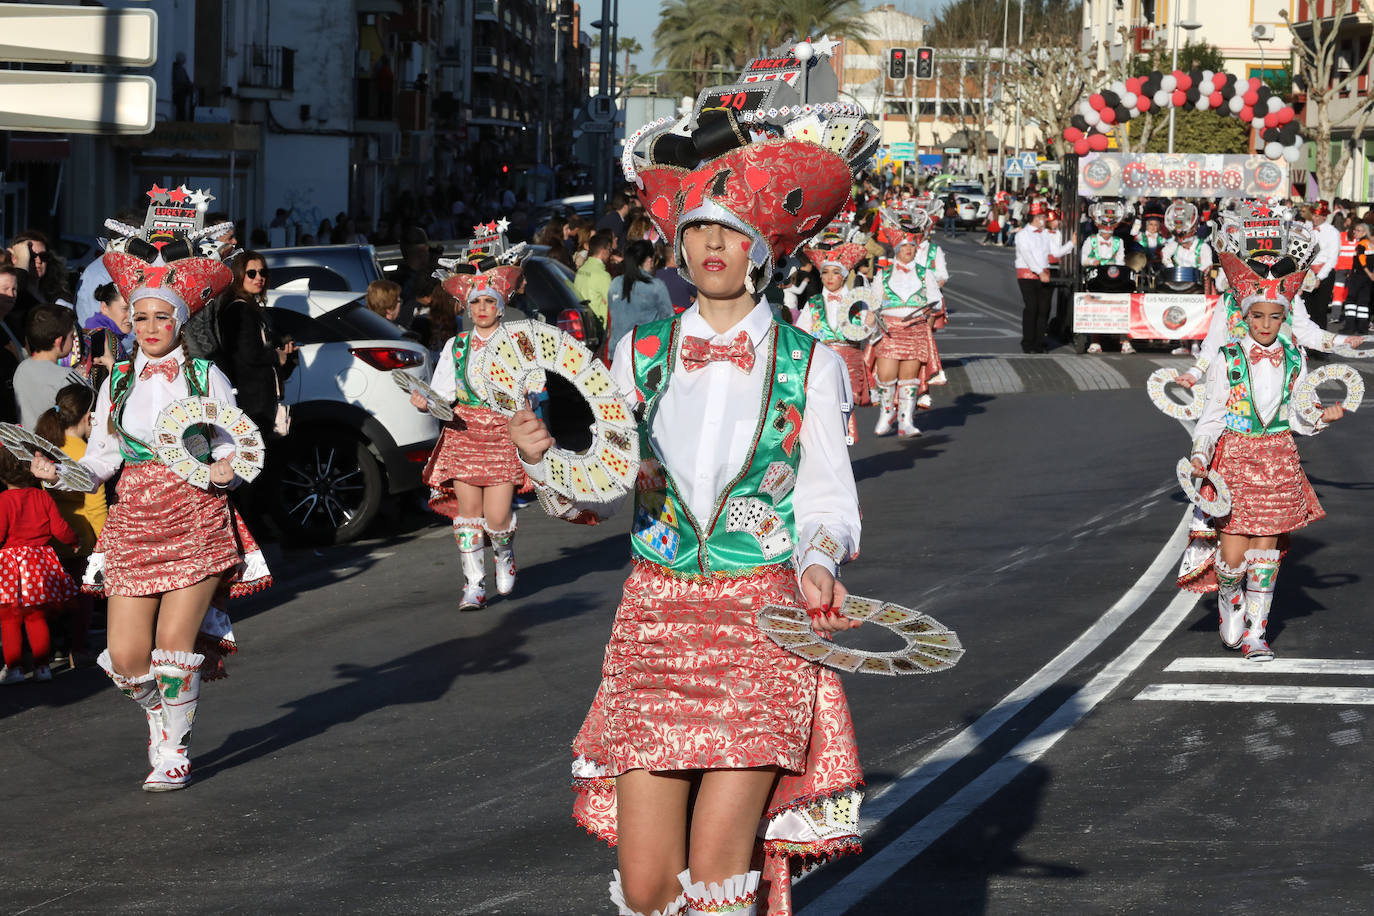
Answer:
[740,241,751,252]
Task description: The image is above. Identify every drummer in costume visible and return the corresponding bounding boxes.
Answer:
[872,203,947,438]
[31,186,271,791]
[1134,204,1168,268]
[796,239,873,443]
[413,220,526,611]
[1160,200,1212,277]
[1175,201,1364,393]
[509,41,874,915]
[1181,231,1345,660]
[1081,200,1132,354]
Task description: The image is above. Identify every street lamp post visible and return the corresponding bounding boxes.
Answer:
[1167,0,1202,153]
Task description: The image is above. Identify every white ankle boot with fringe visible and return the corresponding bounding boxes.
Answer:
[873,381,897,436]
[897,379,921,438]
[1241,549,1281,661]
[485,517,517,597]
[608,870,687,916]
[453,516,486,610]
[144,649,204,792]
[680,869,760,916]
[1214,555,1247,649]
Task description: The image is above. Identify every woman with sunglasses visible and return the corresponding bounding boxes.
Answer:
[217,252,297,438]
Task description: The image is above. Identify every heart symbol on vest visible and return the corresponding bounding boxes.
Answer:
[635,334,661,358]
[744,166,770,192]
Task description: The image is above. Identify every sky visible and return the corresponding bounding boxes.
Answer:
[614,0,949,76]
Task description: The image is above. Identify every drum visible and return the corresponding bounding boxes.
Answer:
[1085,264,1135,294]
[1159,266,1202,292]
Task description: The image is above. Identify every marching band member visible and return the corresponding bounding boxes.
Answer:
[1160,200,1212,276]
[1081,200,1132,354]
[797,239,873,443]
[31,187,271,791]
[511,73,871,915]
[872,203,946,437]
[1182,239,1342,661]
[1135,205,1168,268]
[413,223,526,611]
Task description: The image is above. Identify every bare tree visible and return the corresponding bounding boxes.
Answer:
[1280,0,1374,201]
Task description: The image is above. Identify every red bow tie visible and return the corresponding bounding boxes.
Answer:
[139,359,180,382]
[826,293,843,303]
[1249,344,1283,367]
[681,331,755,374]
[894,263,913,273]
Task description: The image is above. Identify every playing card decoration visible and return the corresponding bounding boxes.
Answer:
[392,370,455,422]
[152,397,264,489]
[755,594,965,676]
[725,496,794,560]
[1146,368,1203,421]
[0,423,94,492]
[1292,363,1363,425]
[477,319,639,505]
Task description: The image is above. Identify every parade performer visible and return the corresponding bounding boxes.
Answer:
[1135,205,1168,267]
[872,202,947,437]
[1081,200,1132,354]
[1014,201,1056,353]
[1175,202,1363,392]
[510,52,873,914]
[413,221,526,611]
[31,186,271,791]
[797,239,873,443]
[1159,200,1212,276]
[1181,241,1343,661]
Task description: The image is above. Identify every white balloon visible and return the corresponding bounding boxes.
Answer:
[1283,145,1302,163]
[1096,120,1111,133]
[1110,80,1127,96]
[1228,95,1244,113]
[1079,100,1095,118]
[1267,96,1283,112]
[1160,75,1177,91]
[1252,117,1267,130]
[1264,141,1283,159]
[1196,97,1210,110]
[1122,92,1138,109]
[1202,69,1214,83]
[1085,108,1101,125]
[1197,80,1214,97]
[1154,90,1170,107]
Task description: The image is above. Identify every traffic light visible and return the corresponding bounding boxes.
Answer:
[888,48,908,81]
[915,46,935,80]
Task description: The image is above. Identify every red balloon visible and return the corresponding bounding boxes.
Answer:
[1240,106,1254,121]
[1099,107,1116,124]
[1175,72,1192,91]
[1278,106,1294,124]
[1249,77,1262,90]
[1074,139,1091,156]
[1243,90,1259,106]
[1172,89,1187,107]
[1064,126,1084,142]
[1087,133,1109,151]
[1264,112,1279,128]
[1136,95,1151,113]
[1090,93,1106,109]
[1209,91,1223,107]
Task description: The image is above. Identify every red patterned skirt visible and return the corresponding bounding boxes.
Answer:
[1213,431,1324,536]
[89,462,271,599]
[0,545,78,607]
[572,560,863,915]
[423,405,525,518]
[874,314,935,363]
[826,341,871,406]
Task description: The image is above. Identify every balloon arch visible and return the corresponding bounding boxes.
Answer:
[1061,68,1304,163]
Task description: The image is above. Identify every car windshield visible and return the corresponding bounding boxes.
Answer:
[319,299,408,341]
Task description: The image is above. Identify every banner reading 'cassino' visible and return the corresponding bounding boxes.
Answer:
[1077,153,1289,199]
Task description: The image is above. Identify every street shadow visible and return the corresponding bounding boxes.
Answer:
[0,663,112,723]
[851,434,949,483]
[1305,474,1374,493]
[518,529,630,595]
[918,392,994,433]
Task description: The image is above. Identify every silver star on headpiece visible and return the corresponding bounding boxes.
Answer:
[189,189,214,210]
[810,35,838,57]
[496,217,510,235]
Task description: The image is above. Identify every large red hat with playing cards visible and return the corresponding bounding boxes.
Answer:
[801,241,866,275]
[622,38,878,286]
[440,265,522,310]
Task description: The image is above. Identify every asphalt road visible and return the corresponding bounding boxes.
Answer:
[4,235,1373,915]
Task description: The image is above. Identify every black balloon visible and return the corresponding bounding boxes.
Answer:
[1071,114,1089,132]
[1114,104,1131,122]
[1262,127,1280,143]
[1101,90,1120,108]
[1149,69,1163,82]
[1278,122,1300,143]
[1143,78,1160,98]
[1185,87,1201,104]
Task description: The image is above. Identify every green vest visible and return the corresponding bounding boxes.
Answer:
[628,316,815,577]
[1220,339,1301,436]
[880,245,937,311]
[804,292,862,344]
[449,332,486,408]
[109,357,214,463]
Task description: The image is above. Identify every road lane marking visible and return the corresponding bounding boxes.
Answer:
[961,357,1024,393]
[802,586,1200,913]
[1050,354,1129,391]
[1164,657,1374,676]
[1136,683,1374,705]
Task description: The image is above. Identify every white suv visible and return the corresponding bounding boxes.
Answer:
[263,286,440,543]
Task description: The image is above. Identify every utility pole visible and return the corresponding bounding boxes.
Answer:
[592,0,613,213]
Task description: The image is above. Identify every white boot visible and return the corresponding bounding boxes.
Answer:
[453,517,486,611]
[1214,556,1247,649]
[873,381,897,436]
[144,649,203,792]
[1241,549,1280,661]
[485,517,517,597]
[680,868,761,916]
[897,379,922,438]
[609,870,688,916]
[97,649,163,768]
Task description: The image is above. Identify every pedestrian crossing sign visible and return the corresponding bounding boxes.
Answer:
[1004,158,1024,178]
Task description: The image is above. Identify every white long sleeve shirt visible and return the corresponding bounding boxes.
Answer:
[1191,334,1322,463]
[82,345,239,488]
[524,302,861,577]
[1080,232,1125,266]
[1311,222,1342,279]
[1185,296,1348,382]
[429,328,498,402]
[1161,237,1213,271]
[883,242,947,318]
[1014,224,1051,273]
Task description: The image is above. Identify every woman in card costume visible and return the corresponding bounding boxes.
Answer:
[507,49,875,915]
[416,228,525,611]
[1179,237,1343,661]
[795,240,872,443]
[1174,201,1363,392]
[31,187,271,792]
[871,202,947,438]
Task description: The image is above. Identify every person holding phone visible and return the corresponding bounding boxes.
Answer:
[216,252,297,438]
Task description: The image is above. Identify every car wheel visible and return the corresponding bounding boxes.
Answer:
[271,430,384,544]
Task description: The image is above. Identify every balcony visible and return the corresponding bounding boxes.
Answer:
[237,45,295,100]
[473,46,497,73]
[475,0,498,22]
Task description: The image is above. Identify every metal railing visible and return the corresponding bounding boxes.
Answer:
[239,44,295,93]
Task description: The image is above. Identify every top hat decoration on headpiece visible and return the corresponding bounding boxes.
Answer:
[1214,200,1317,315]
[1028,200,1048,217]
[622,36,880,287]
[434,218,524,311]
[1090,200,1125,230]
[801,239,867,277]
[876,202,932,248]
[100,184,235,328]
[1311,200,1331,218]
[1165,200,1199,235]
